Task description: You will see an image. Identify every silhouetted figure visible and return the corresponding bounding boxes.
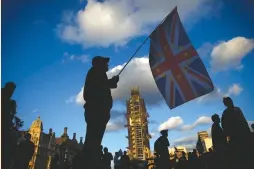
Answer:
[82,56,119,169]
[154,130,170,169]
[101,147,113,169]
[221,97,250,143]
[191,149,199,169]
[176,152,187,169]
[14,133,34,169]
[221,97,252,169]
[187,152,194,169]
[2,82,16,169]
[114,152,121,169]
[211,114,227,152]
[120,151,130,169]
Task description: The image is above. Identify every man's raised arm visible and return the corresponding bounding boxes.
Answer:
[108,75,119,89]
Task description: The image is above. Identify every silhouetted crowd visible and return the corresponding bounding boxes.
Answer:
[2,82,35,169]
[154,97,254,169]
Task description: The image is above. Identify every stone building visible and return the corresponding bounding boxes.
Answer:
[169,146,188,159]
[55,127,83,168]
[125,87,152,162]
[28,116,56,169]
[26,116,83,169]
[196,131,213,154]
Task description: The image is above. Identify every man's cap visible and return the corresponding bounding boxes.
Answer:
[92,56,110,66]
[160,129,168,134]
[5,82,16,89]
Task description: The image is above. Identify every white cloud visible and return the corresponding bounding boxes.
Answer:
[198,84,243,103]
[226,84,243,96]
[76,88,84,105]
[180,116,212,131]
[210,37,254,71]
[62,52,89,63]
[75,57,162,105]
[105,110,126,132]
[106,119,125,132]
[158,116,183,131]
[57,0,220,48]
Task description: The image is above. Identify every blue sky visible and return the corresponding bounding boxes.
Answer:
[2,0,254,152]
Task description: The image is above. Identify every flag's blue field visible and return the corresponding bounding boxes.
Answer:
[149,7,214,109]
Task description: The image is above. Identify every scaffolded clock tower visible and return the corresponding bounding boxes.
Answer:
[125,87,152,161]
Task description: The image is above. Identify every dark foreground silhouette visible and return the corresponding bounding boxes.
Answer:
[72,56,119,169]
[2,82,35,169]
[153,97,254,169]
[2,72,254,169]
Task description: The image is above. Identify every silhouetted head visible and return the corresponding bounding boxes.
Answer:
[104,147,108,153]
[208,148,213,152]
[4,82,16,99]
[211,114,220,123]
[160,129,168,137]
[124,151,127,155]
[115,152,118,156]
[223,97,234,108]
[25,133,31,140]
[92,56,109,72]
[251,124,254,130]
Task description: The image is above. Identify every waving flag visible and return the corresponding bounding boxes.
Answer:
[149,7,214,109]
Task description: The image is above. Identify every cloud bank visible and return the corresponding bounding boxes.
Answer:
[210,37,254,71]
[57,0,220,48]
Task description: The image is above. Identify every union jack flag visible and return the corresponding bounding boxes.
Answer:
[149,7,214,109]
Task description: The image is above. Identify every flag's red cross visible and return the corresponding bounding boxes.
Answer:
[151,12,199,105]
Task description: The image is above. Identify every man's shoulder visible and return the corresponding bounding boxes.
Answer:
[233,107,241,111]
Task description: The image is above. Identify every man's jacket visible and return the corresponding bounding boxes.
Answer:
[83,67,117,110]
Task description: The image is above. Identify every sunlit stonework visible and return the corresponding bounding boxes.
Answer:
[125,87,153,167]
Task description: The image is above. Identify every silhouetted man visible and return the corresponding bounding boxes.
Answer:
[221,97,250,144]
[211,114,227,152]
[120,151,130,169]
[114,152,121,169]
[154,130,170,169]
[2,82,16,169]
[221,97,252,169]
[82,56,119,169]
[102,147,113,169]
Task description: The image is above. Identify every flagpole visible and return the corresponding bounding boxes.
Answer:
[117,36,150,76]
[117,6,177,76]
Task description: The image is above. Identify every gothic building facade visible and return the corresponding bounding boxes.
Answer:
[27,116,83,169]
[125,87,152,161]
[54,127,83,168]
[28,116,56,169]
